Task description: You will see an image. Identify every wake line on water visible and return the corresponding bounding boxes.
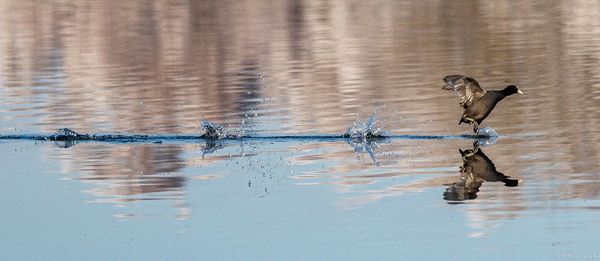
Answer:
[0,108,498,144]
[0,130,496,142]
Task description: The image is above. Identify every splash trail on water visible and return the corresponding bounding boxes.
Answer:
[0,118,499,144]
[0,130,498,143]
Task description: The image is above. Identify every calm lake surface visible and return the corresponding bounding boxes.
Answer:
[2,1,600,260]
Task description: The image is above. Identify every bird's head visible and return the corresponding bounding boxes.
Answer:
[503,85,523,96]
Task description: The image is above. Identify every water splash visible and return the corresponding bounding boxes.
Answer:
[49,128,91,140]
[475,127,498,146]
[200,121,227,139]
[342,106,390,139]
[200,120,246,140]
[477,127,497,137]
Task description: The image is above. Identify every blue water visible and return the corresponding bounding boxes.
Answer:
[2,140,599,260]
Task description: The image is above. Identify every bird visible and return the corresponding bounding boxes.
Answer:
[441,75,523,133]
[443,142,519,201]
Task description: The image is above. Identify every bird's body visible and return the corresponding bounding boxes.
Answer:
[442,75,523,132]
[460,91,503,125]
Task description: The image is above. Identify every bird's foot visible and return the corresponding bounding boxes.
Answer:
[463,117,475,124]
[473,122,479,134]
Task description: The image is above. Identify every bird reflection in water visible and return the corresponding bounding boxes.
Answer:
[444,142,520,202]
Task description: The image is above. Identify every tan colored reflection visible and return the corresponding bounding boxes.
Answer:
[1,0,600,138]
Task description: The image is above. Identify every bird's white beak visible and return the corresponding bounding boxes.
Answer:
[517,89,523,95]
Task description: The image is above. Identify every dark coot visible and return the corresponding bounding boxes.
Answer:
[442,75,523,133]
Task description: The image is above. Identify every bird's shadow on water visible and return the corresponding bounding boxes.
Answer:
[443,142,520,203]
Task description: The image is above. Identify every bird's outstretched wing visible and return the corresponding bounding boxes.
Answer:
[442,75,487,107]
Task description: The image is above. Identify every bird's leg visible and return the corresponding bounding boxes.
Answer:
[462,117,479,134]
